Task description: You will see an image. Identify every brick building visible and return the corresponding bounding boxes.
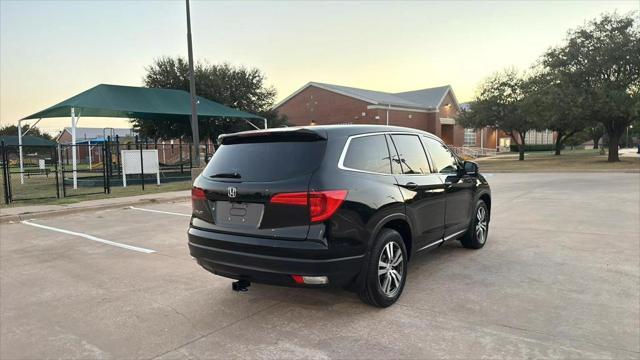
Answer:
[56,127,136,144]
[275,82,467,147]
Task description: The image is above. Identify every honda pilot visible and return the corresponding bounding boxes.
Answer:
[189,125,491,307]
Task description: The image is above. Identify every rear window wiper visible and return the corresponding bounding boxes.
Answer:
[209,172,241,179]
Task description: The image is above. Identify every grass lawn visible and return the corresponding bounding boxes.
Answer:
[475,149,640,172]
[0,171,191,208]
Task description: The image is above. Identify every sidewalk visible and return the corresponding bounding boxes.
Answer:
[620,147,640,158]
[0,190,190,223]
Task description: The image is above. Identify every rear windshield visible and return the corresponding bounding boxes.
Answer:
[204,140,326,182]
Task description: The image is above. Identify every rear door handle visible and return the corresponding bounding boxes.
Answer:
[400,182,445,191]
[401,182,418,191]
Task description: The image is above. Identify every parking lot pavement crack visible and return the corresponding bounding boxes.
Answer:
[150,301,283,360]
[141,294,201,336]
[395,302,640,356]
[148,251,199,264]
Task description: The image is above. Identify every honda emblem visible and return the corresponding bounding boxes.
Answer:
[227,186,237,198]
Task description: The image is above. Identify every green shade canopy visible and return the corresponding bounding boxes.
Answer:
[22,84,263,121]
[0,135,56,146]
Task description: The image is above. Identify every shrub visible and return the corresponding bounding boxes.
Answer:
[509,144,560,152]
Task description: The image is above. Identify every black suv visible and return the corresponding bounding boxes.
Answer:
[189,125,491,307]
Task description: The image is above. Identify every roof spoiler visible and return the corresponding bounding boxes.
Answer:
[218,127,327,145]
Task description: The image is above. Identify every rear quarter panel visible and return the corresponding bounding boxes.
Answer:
[307,134,407,258]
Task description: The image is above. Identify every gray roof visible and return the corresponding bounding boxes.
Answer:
[394,85,453,109]
[310,82,429,109]
[277,82,458,111]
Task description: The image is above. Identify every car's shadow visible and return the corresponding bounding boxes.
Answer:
[229,240,473,310]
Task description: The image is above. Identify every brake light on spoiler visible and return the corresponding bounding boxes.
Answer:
[270,190,348,223]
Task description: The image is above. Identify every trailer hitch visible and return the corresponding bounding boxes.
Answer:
[232,280,251,292]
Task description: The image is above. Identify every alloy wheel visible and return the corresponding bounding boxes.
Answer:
[475,206,488,244]
[378,242,404,297]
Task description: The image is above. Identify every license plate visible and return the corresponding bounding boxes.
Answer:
[214,201,264,228]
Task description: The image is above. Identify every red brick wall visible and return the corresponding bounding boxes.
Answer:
[276,85,442,135]
[57,131,71,144]
[438,92,458,120]
[277,85,463,144]
[437,92,462,146]
[276,86,377,126]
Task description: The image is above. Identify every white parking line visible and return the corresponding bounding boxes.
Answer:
[129,206,191,217]
[20,220,156,254]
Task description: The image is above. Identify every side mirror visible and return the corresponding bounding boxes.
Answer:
[463,161,479,175]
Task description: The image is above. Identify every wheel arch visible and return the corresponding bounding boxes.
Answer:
[478,191,491,218]
[371,214,414,260]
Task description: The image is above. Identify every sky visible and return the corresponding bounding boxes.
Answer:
[1,0,638,135]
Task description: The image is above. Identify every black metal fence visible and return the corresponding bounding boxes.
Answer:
[1,137,204,205]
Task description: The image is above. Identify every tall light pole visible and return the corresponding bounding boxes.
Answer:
[186,0,200,166]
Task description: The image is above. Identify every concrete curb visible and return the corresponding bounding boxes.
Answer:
[0,193,190,224]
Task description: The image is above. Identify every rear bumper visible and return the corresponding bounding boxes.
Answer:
[188,227,364,287]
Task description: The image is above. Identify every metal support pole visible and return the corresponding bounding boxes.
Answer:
[386,105,390,126]
[185,0,200,166]
[179,138,184,174]
[88,140,92,171]
[53,146,60,199]
[102,145,107,194]
[264,118,268,129]
[627,126,630,148]
[115,135,121,177]
[18,120,24,184]
[244,118,260,130]
[1,141,10,204]
[139,139,145,191]
[71,107,79,189]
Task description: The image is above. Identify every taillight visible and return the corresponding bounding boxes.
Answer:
[191,187,213,222]
[192,187,206,201]
[270,190,348,223]
[270,192,308,206]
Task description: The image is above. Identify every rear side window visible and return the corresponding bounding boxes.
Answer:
[342,135,391,174]
[422,136,459,173]
[204,141,326,182]
[389,134,431,174]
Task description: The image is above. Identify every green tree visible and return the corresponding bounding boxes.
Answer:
[457,69,541,160]
[586,124,605,149]
[542,12,640,162]
[0,124,52,140]
[526,71,590,155]
[132,57,287,142]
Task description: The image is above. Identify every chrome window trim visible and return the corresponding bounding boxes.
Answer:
[338,131,437,176]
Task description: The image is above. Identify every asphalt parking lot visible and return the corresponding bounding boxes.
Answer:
[1,173,639,359]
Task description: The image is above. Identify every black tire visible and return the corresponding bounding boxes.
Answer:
[358,228,408,307]
[461,200,489,249]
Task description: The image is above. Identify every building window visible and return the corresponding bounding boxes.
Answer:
[464,128,476,146]
[525,130,553,145]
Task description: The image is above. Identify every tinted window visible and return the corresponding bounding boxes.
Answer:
[343,135,391,174]
[204,141,326,182]
[389,134,430,174]
[422,136,459,173]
